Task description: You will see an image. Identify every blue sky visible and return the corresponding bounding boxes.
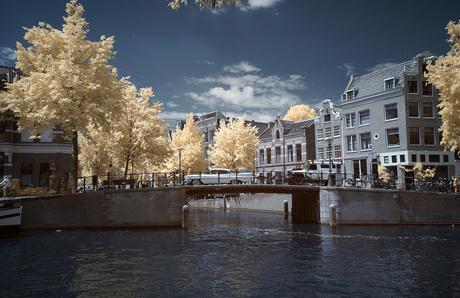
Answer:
[2,0,460,125]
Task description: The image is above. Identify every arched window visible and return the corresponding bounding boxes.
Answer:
[276,130,281,140]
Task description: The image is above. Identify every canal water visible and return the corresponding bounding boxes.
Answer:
[1,208,460,297]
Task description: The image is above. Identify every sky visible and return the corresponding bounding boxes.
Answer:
[2,0,460,126]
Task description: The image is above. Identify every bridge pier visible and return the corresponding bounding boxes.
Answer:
[291,189,320,224]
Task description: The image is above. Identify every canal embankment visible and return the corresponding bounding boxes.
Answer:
[189,187,460,225]
[19,188,186,230]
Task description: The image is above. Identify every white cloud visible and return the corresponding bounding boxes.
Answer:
[223,61,261,73]
[367,62,399,72]
[237,0,283,11]
[166,101,180,108]
[0,47,17,66]
[338,63,355,77]
[185,62,307,115]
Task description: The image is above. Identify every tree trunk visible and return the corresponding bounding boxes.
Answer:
[72,130,78,193]
[124,157,130,179]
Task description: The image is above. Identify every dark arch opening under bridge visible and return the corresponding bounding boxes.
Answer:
[184,184,321,224]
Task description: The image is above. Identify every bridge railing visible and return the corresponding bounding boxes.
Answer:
[76,170,317,192]
[76,170,291,192]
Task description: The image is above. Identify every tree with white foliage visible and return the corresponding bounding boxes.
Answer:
[3,0,124,191]
[169,113,208,173]
[112,81,171,178]
[426,20,460,154]
[208,114,259,171]
[283,104,317,122]
[79,80,171,179]
[78,121,111,177]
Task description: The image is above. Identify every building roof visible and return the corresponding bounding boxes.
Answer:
[259,118,314,140]
[345,51,435,100]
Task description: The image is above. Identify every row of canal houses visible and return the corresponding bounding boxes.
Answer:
[193,52,457,188]
[0,51,457,188]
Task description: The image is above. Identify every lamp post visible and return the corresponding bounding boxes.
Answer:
[178,147,182,185]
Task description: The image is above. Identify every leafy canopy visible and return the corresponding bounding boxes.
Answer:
[283,104,317,122]
[208,114,259,171]
[426,20,460,154]
[169,113,208,173]
[5,0,124,137]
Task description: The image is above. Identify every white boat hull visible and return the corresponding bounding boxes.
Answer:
[0,206,22,234]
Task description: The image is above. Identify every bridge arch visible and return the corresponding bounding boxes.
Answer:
[185,185,320,223]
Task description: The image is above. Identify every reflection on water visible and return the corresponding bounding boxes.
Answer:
[1,208,460,297]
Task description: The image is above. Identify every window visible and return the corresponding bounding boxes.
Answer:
[275,147,281,163]
[429,155,440,163]
[296,144,302,162]
[423,102,434,118]
[424,127,435,145]
[275,130,281,140]
[408,102,419,117]
[444,155,449,163]
[384,78,398,90]
[343,89,355,100]
[420,154,425,162]
[361,133,372,150]
[392,155,397,163]
[346,135,357,152]
[386,128,400,147]
[326,145,333,160]
[259,149,264,165]
[411,154,417,162]
[385,103,398,120]
[39,163,50,187]
[325,126,332,138]
[422,81,433,96]
[267,149,271,164]
[287,145,293,162]
[409,127,420,145]
[359,110,370,126]
[384,156,389,164]
[317,148,325,160]
[317,128,324,140]
[345,113,356,128]
[209,130,215,142]
[333,125,340,137]
[334,145,341,159]
[20,163,33,187]
[324,114,331,122]
[400,155,406,163]
[408,80,418,94]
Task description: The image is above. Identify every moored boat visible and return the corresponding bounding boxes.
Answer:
[0,199,22,235]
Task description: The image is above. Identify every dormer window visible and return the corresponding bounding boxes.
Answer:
[324,114,331,123]
[384,78,399,90]
[275,130,281,140]
[342,89,357,101]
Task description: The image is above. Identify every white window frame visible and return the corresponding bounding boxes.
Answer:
[346,135,357,152]
[317,128,324,140]
[360,132,372,151]
[408,102,419,118]
[359,110,370,126]
[317,147,325,160]
[386,128,400,147]
[385,103,398,121]
[345,113,356,128]
[422,102,434,118]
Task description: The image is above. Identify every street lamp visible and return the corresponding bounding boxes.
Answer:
[178,147,182,185]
